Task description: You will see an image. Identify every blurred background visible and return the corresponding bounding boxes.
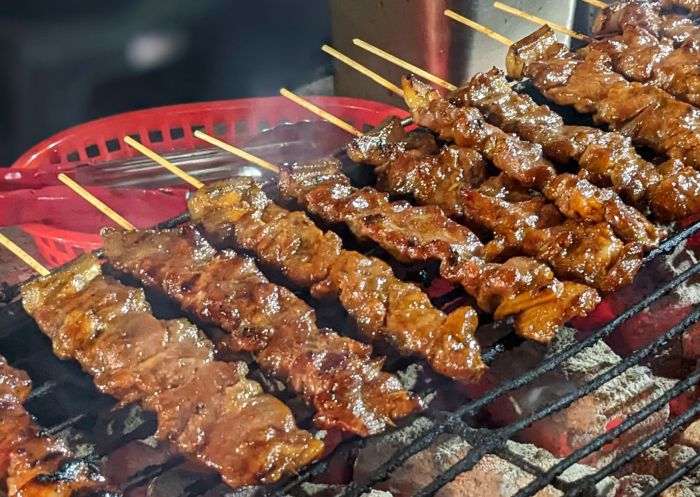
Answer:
[0,0,595,166]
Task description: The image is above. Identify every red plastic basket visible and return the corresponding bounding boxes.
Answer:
[11,96,408,266]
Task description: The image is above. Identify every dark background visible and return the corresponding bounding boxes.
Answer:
[0,0,332,165]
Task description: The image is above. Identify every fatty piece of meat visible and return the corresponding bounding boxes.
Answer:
[354,417,617,497]
[466,328,670,468]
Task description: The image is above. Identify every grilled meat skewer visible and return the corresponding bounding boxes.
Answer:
[466,68,700,220]
[0,356,120,497]
[186,178,487,383]
[582,24,700,108]
[401,76,663,251]
[593,0,700,41]
[21,255,323,487]
[102,225,421,435]
[507,25,700,172]
[350,116,646,292]
[279,157,599,343]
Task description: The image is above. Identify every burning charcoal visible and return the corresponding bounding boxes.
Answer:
[679,419,700,450]
[576,241,700,365]
[354,417,617,497]
[467,328,671,468]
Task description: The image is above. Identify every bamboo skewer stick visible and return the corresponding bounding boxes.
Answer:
[0,233,49,276]
[280,90,360,138]
[446,11,512,47]
[322,45,403,96]
[352,39,457,91]
[280,88,362,137]
[493,2,591,42]
[193,130,280,174]
[57,174,135,230]
[580,0,606,8]
[123,136,204,189]
[444,9,514,46]
[125,141,207,190]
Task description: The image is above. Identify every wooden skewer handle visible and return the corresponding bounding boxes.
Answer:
[0,233,49,276]
[123,136,205,189]
[58,174,135,231]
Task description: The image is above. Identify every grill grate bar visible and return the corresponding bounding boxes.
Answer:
[566,402,700,496]
[340,260,700,497]
[514,362,700,496]
[640,452,700,497]
[415,306,700,497]
[120,456,187,492]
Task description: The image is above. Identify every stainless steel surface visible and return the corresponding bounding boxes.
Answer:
[330,0,580,105]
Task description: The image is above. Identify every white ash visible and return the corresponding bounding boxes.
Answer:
[614,475,658,497]
[354,417,617,497]
[467,327,671,468]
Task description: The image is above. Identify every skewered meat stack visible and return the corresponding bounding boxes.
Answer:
[593,0,700,43]
[101,224,422,434]
[176,179,486,382]
[0,356,119,496]
[465,69,700,221]
[20,255,324,488]
[400,75,663,251]
[346,115,649,294]
[278,153,599,343]
[507,24,700,171]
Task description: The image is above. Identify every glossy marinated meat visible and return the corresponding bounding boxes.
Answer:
[402,75,663,250]
[0,357,119,497]
[467,68,700,221]
[21,255,323,487]
[507,25,700,171]
[188,178,486,383]
[279,157,598,343]
[350,117,646,293]
[584,21,700,107]
[462,190,644,293]
[103,226,420,436]
[592,0,700,41]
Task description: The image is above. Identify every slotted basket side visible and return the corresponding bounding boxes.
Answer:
[11,96,408,265]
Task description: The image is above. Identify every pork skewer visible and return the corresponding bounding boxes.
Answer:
[120,139,487,384]
[0,236,324,487]
[314,47,652,292]
[194,117,599,343]
[505,24,700,171]
[592,0,700,42]
[0,354,120,497]
[496,1,700,108]
[352,37,700,221]
[400,75,663,251]
[56,174,422,436]
[345,116,645,293]
[21,255,324,488]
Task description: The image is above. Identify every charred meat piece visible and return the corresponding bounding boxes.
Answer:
[279,157,598,344]
[507,25,700,171]
[0,357,120,497]
[402,75,663,250]
[467,68,700,221]
[21,255,323,487]
[188,178,487,383]
[103,226,421,436]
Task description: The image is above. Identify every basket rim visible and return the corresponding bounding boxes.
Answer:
[11,95,408,170]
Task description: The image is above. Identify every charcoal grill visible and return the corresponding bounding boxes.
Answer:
[1,85,700,497]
